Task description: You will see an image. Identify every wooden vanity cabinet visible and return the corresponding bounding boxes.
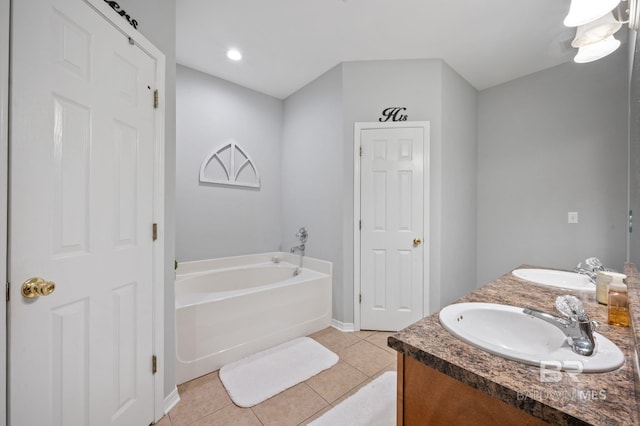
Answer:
[396,355,549,425]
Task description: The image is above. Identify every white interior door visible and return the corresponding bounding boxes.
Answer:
[359,124,427,331]
[9,0,157,424]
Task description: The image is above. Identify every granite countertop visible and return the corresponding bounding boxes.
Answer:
[389,265,639,425]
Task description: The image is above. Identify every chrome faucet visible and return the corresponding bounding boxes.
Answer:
[523,295,597,357]
[289,227,308,256]
[290,227,308,275]
[574,257,605,284]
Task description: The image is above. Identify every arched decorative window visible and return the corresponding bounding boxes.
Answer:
[199,139,260,188]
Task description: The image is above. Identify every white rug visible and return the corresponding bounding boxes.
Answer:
[309,371,396,426]
[219,337,338,407]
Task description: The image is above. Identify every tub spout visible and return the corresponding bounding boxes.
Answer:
[290,244,305,255]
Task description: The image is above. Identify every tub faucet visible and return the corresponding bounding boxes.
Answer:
[290,227,308,273]
[290,227,308,256]
[523,295,597,357]
[290,244,305,255]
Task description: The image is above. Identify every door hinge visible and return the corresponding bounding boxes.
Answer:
[6,282,9,302]
[152,223,158,241]
[359,294,362,304]
[359,220,362,230]
[153,89,159,109]
[359,146,363,156]
[630,209,633,234]
[152,355,157,374]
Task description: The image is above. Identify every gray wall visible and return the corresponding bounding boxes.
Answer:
[630,30,640,267]
[279,59,479,324]
[281,65,344,318]
[114,0,177,399]
[440,63,478,306]
[176,65,284,260]
[1,0,8,422]
[342,59,480,318]
[342,59,444,321]
[477,49,628,285]
[286,58,478,323]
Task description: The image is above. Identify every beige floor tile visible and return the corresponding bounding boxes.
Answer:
[305,360,368,403]
[166,329,398,426]
[298,404,333,425]
[169,372,232,426]
[252,383,328,426]
[189,404,262,426]
[307,327,334,339]
[351,330,376,340]
[383,360,398,372]
[153,415,172,426]
[310,327,361,353]
[365,331,397,354]
[339,340,396,377]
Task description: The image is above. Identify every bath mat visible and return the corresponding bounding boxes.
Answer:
[219,337,338,407]
[308,371,396,426]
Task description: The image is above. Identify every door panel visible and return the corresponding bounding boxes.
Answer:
[10,0,156,424]
[360,126,425,331]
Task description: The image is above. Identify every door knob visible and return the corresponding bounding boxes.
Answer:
[413,238,422,246]
[21,277,56,298]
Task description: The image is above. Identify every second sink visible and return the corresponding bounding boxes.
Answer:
[512,268,595,292]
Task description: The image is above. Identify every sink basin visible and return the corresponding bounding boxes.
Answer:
[439,302,624,372]
[512,268,594,292]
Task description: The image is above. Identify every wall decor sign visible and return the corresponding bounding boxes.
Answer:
[379,107,408,122]
[199,139,261,189]
[103,0,138,29]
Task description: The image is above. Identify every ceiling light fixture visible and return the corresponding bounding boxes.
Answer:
[571,12,622,47]
[226,48,242,61]
[564,0,621,27]
[574,35,621,63]
[563,1,634,63]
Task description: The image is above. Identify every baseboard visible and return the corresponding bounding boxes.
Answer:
[163,386,180,414]
[331,318,355,332]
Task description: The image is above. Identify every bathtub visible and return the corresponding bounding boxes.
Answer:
[175,252,332,385]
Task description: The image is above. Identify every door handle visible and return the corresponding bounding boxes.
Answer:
[413,238,422,246]
[21,277,56,299]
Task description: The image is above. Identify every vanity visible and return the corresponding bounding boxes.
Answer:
[388,264,640,425]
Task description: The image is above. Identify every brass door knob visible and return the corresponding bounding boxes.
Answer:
[413,238,422,246]
[21,277,56,298]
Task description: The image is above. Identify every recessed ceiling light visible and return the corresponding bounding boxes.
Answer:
[226,48,242,61]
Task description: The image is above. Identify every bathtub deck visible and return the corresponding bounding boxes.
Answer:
[160,328,397,426]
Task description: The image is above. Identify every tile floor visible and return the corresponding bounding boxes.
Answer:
[157,327,397,426]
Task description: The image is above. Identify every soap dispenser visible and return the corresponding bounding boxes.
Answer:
[607,276,630,327]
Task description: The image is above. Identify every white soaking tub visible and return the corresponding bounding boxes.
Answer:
[175,252,332,385]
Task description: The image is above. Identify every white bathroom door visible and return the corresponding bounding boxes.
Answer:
[359,124,428,331]
[9,0,157,424]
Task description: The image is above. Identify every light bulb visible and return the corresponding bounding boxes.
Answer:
[226,49,242,61]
